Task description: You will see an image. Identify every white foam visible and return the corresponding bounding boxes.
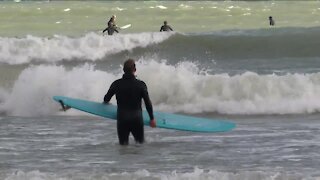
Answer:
[0,32,173,65]
[156,5,168,9]
[137,60,320,115]
[112,7,125,11]
[2,60,320,116]
[179,4,192,8]
[1,64,118,116]
[2,168,315,180]
[0,88,9,114]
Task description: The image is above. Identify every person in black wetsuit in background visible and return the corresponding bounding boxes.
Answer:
[269,16,275,26]
[104,59,156,145]
[160,21,173,32]
[102,15,119,35]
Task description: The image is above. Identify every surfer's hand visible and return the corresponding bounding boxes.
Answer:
[103,101,110,105]
[150,119,156,128]
[60,105,71,111]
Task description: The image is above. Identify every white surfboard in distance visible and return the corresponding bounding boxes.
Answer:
[120,24,131,29]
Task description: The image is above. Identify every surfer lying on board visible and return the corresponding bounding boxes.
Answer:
[102,15,119,35]
[104,59,156,145]
[160,21,173,32]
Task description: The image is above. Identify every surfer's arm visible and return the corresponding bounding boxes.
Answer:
[102,27,109,33]
[104,82,116,103]
[141,82,154,120]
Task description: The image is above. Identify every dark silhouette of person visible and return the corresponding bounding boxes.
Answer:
[103,15,119,35]
[269,16,275,26]
[104,59,156,145]
[160,21,173,32]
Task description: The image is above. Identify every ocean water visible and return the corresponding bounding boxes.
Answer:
[1,1,320,179]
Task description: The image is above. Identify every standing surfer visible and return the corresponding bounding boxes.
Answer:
[103,15,119,35]
[104,59,156,145]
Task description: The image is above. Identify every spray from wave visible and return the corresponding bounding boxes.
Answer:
[1,59,320,116]
[0,64,116,116]
[138,59,320,114]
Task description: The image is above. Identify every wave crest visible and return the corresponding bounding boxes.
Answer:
[0,32,173,64]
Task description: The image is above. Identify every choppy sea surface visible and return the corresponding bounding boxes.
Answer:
[1,1,320,179]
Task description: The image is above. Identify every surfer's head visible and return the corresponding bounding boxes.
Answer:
[123,59,136,74]
[164,21,167,25]
[111,15,116,20]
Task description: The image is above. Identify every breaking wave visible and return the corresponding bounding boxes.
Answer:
[1,59,320,116]
[1,27,320,65]
[0,32,173,64]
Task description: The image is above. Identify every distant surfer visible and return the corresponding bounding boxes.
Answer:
[160,21,173,32]
[269,16,275,26]
[102,15,119,35]
[104,59,156,145]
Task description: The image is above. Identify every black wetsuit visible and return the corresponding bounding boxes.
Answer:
[104,73,154,145]
[160,25,173,32]
[102,18,119,35]
[269,17,275,26]
[269,19,275,26]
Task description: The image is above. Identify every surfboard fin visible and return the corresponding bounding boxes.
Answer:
[58,100,71,111]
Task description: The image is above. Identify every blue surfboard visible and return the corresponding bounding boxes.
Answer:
[53,96,235,132]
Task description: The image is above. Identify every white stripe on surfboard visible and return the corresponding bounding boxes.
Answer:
[120,24,131,29]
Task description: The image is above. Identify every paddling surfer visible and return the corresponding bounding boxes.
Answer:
[104,59,156,145]
[103,15,119,35]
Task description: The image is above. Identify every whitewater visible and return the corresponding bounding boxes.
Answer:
[1,30,320,116]
[1,1,320,180]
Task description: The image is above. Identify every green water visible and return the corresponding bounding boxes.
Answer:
[1,1,320,37]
